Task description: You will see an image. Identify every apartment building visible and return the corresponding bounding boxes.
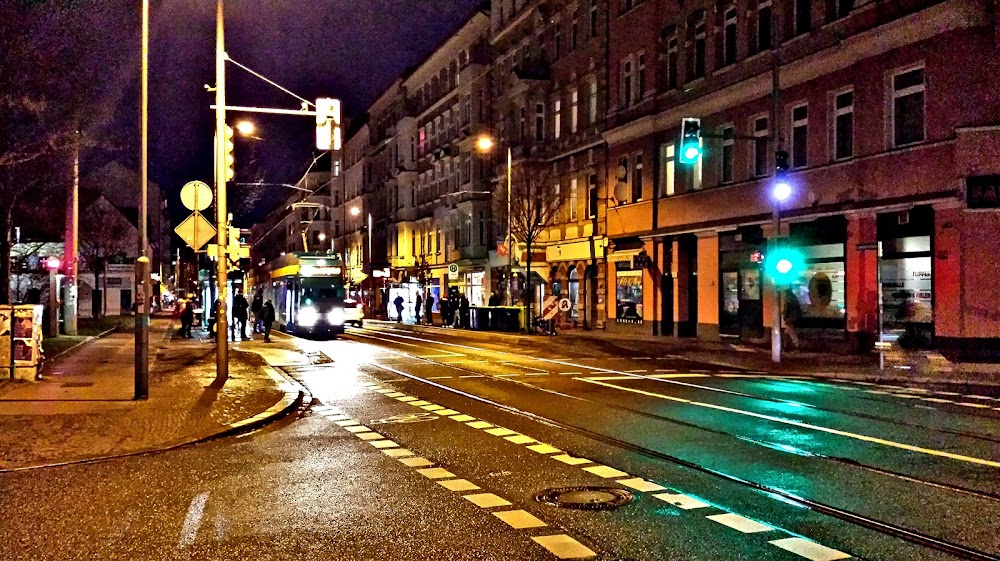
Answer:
[602,0,1000,353]
[490,0,612,328]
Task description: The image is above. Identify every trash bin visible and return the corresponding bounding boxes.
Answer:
[498,306,521,332]
[471,307,491,331]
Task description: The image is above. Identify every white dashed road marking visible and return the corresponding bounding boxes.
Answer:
[769,537,852,561]
[531,534,598,559]
[493,509,548,529]
[464,493,512,508]
[177,492,209,548]
[707,513,773,534]
[653,493,710,510]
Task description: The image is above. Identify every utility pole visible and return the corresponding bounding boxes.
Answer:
[215,0,229,381]
[506,147,513,307]
[135,0,151,399]
[63,130,80,335]
[770,8,784,364]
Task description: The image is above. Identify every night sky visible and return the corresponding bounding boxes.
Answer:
[146,0,484,223]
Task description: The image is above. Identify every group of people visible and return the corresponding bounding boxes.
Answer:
[177,288,277,343]
[393,288,502,330]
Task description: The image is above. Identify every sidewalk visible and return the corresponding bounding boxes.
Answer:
[0,319,301,471]
[364,320,1000,387]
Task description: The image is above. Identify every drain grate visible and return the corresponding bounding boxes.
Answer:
[536,486,634,510]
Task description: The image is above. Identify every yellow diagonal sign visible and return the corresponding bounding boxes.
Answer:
[175,212,217,251]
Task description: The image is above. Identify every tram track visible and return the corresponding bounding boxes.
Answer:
[336,330,1000,561]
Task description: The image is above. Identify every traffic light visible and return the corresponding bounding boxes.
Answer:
[765,246,803,286]
[678,118,702,164]
[224,125,235,182]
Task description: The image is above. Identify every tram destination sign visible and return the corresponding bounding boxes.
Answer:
[966,175,1000,209]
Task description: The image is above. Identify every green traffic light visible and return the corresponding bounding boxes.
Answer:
[765,247,803,285]
[679,143,701,164]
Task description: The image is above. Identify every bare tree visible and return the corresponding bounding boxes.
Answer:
[0,1,131,303]
[80,198,133,317]
[494,160,562,314]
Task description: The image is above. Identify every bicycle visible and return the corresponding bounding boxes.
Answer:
[532,315,557,336]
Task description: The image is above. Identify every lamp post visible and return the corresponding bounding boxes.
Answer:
[771,178,791,364]
[475,135,514,306]
[214,0,229,382]
[135,0,150,399]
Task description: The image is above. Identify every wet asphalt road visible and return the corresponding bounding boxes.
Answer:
[1,325,998,561]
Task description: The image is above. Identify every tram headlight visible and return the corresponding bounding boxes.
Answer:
[327,307,345,325]
[298,306,320,327]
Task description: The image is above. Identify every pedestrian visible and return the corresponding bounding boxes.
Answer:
[393,294,405,322]
[262,299,276,342]
[488,291,500,307]
[440,296,451,327]
[783,288,802,350]
[233,290,250,340]
[459,294,470,329]
[424,293,434,325]
[179,301,194,338]
[251,289,264,333]
[415,292,423,325]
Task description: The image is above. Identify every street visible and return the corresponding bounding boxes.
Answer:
[2,326,998,561]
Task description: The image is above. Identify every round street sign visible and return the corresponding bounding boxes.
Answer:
[448,263,459,274]
[180,181,213,211]
[558,298,571,312]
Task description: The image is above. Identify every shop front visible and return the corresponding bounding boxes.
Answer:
[786,217,848,343]
[718,227,765,339]
[877,206,934,348]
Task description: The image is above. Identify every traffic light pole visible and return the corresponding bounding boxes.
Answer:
[135,0,150,399]
[215,0,229,381]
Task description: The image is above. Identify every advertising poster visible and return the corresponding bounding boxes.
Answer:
[12,305,42,366]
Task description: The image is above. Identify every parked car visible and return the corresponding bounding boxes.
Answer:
[343,299,364,328]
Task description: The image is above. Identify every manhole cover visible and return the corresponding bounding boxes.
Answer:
[536,486,634,510]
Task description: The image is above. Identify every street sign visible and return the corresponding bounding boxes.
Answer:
[541,295,559,320]
[558,298,571,312]
[447,263,459,280]
[175,212,216,251]
[180,181,212,211]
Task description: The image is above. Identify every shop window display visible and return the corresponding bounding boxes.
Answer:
[788,243,846,330]
[616,269,643,323]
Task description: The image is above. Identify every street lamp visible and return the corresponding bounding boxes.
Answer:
[235,120,255,136]
[350,206,361,217]
[476,134,514,306]
[770,171,793,364]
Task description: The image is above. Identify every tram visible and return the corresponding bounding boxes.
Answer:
[255,252,348,336]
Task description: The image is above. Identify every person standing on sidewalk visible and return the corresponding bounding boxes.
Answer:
[393,295,404,322]
[415,293,423,325]
[232,290,250,341]
[251,289,263,333]
[180,301,194,338]
[459,294,470,329]
[424,293,434,325]
[783,288,802,350]
[262,299,276,342]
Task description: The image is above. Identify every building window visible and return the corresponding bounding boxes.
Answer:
[479,212,486,246]
[691,19,706,80]
[589,78,598,124]
[554,98,562,139]
[833,89,854,160]
[618,156,630,202]
[658,143,675,196]
[791,104,808,168]
[590,0,599,36]
[636,52,646,101]
[722,7,737,66]
[571,10,579,49]
[752,116,769,177]
[891,66,925,147]
[756,0,773,53]
[535,102,546,142]
[721,125,734,184]
[795,0,811,35]
[334,220,340,237]
[569,178,579,221]
[588,173,598,218]
[666,36,678,90]
[554,17,562,58]
[621,59,633,107]
[632,152,643,202]
[570,89,579,133]
[832,0,854,20]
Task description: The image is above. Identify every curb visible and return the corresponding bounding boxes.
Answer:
[0,365,307,473]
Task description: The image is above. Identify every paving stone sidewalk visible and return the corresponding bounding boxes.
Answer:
[0,319,289,470]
